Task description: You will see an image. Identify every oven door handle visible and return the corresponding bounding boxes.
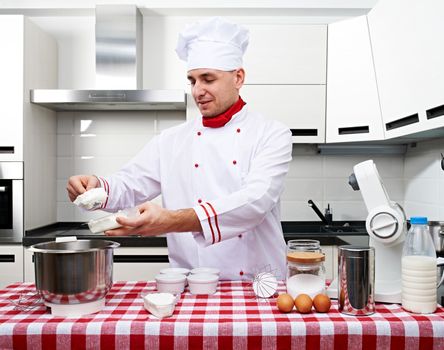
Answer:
[0,186,6,192]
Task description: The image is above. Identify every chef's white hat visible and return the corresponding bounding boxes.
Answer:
[176,17,249,71]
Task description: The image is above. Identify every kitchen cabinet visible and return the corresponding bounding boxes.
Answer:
[186,24,327,143]
[0,16,24,161]
[23,248,34,283]
[0,245,23,288]
[241,85,326,143]
[243,25,327,85]
[0,15,58,231]
[113,247,170,281]
[186,85,326,143]
[24,246,170,283]
[326,15,384,143]
[368,0,444,139]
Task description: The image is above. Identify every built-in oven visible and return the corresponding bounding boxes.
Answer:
[0,162,23,242]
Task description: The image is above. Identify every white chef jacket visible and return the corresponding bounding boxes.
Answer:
[98,106,292,280]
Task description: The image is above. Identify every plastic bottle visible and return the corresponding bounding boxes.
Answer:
[401,217,437,314]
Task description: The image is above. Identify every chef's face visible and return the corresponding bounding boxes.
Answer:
[187,68,245,117]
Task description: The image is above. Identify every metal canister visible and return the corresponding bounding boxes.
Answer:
[338,245,375,316]
[428,221,444,253]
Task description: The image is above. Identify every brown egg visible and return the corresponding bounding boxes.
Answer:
[313,294,331,313]
[276,293,294,313]
[294,294,313,314]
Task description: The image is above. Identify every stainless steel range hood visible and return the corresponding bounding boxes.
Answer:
[31,5,186,111]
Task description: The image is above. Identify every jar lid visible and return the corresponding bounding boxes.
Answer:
[287,251,325,263]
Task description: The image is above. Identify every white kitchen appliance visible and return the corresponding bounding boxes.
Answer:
[327,160,406,303]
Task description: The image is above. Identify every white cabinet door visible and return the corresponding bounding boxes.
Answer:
[23,248,34,283]
[244,25,327,84]
[0,245,23,288]
[368,0,444,139]
[0,16,24,161]
[326,15,384,143]
[113,247,170,281]
[241,85,326,143]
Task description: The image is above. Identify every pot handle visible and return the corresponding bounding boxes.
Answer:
[55,236,77,243]
[437,257,444,288]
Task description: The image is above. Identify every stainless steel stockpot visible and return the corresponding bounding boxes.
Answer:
[28,240,120,305]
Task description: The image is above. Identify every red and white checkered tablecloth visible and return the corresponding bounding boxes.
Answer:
[0,281,443,350]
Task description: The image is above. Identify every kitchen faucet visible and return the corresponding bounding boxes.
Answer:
[307,200,332,226]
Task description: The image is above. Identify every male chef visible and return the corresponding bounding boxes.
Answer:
[67,17,292,280]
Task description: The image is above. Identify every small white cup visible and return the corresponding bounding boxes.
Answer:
[187,273,219,295]
[160,267,191,276]
[155,273,186,294]
[190,267,220,276]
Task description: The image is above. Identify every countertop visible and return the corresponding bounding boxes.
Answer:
[0,281,443,350]
[22,221,368,247]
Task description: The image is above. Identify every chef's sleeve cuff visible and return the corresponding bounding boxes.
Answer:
[193,204,221,246]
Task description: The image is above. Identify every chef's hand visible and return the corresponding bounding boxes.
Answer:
[66,175,100,202]
[104,201,202,236]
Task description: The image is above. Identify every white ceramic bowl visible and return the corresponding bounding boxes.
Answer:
[159,267,191,276]
[190,267,220,276]
[143,293,176,318]
[187,273,219,295]
[155,273,186,294]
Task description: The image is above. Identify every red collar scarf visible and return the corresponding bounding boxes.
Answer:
[202,97,246,128]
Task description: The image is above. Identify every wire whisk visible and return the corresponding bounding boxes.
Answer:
[8,291,43,312]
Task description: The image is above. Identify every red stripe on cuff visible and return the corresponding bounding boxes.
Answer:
[101,177,110,209]
[206,202,221,243]
[200,204,215,244]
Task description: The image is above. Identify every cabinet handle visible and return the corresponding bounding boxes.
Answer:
[338,126,369,135]
[291,129,318,136]
[0,146,14,154]
[0,186,6,192]
[113,255,169,263]
[426,104,444,120]
[385,113,419,131]
[0,255,15,263]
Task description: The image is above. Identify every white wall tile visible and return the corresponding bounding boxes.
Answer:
[404,178,438,205]
[323,156,373,178]
[287,156,323,179]
[404,154,440,179]
[73,134,154,157]
[57,180,69,202]
[72,111,156,135]
[325,201,367,221]
[439,179,444,206]
[57,157,74,179]
[280,201,323,221]
[56,134,73,156]
[371,156,404,178]
[74,156,131,177]
[57,112,74,134]
[323,179,361,201]
[156,111,186,133]
[404,201,440,221]
[383,179,404,203]
[57,202,75,222]
[281,179,324,201]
